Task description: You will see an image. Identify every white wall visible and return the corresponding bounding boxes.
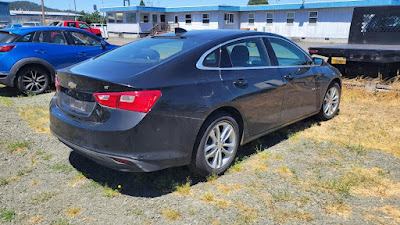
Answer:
[239,7,354,40]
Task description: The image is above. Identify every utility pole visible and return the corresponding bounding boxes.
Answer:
[74,0,77,21]
[41,0,45,25]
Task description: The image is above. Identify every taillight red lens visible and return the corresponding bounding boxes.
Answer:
[93,90,162,113]
[0,45,16,52]
[309,49,318,54]
[55,76,60,92]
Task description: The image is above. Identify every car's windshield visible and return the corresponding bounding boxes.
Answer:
[97,37,202,65]
[23,23,35,27]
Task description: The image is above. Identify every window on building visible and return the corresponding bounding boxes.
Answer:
[140,13,150,23]
[126,13,137,23]
[185,14,192,24]
[107,13,115,23]
[116,13,124,23]
[287,12,295,24]
[268,38,307,66]
[309,11,318,24]
[248,13,255,24]
[224,38,270,67]
[203,14,210,24]
[266,12,274,24]
[224,13,234,24]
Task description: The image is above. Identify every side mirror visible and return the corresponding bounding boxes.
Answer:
[101,40,106,50]
[313,57,324,66]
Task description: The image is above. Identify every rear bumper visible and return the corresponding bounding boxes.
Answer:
[0,72,14,87]
[49,95,202,172]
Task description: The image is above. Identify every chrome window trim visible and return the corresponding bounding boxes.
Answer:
[196,35,313,71]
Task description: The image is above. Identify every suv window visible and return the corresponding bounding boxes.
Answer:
[223,38,270,67]
[17,32,34,42]
[67,22,77,28]
[70,32,101,47]
[268,38,308,66]
[35,31,67,45]
[78,23,90,29]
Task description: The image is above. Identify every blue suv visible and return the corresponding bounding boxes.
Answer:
[0,26,117,94]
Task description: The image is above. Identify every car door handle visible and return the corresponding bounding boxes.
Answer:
[34,49,46,54]
[233,79,248,87]
[284,74,295,80]
[78,52,87,57]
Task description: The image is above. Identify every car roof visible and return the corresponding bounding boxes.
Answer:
[156,29,284,42]
[1,26,92,36]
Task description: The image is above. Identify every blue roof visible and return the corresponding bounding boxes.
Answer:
[1,26,94,35]
[101,0,400,12]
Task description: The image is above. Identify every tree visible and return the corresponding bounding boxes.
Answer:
[139,0,145,6]
[77,10,105,24]
[248,0,269,5]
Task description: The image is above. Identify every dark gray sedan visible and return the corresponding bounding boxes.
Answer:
[50,29,341,176]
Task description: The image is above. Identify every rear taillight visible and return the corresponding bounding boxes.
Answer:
[93,90,161,113]
[309,49,318,54]
[0,45,16,52]
[55,76,60,92]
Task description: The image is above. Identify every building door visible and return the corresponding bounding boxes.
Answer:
[152,14,158,26]
[160,15,166,23]
[174,15,178,23]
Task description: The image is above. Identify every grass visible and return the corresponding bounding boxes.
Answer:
[201,192,215,203]
[49,163,73,173]
[19,105,50,133]
[32,192,57,203]
[6,141,29,153]
[173,178,191,195]
[0,97,14,106]
[0,208,16,222]
[293,84,400,158]
[66,207,82,218]
[161,209,181,221]
[0,178,9,186]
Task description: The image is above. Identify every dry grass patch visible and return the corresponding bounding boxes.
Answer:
[270,209,313,223]
[248,160,268,172]
[6,141,29,153]
[235,201,259,223]
[216,199,231,209]
[201,192,215,203]
[374,206,400,223]
[0,97,14,106]
[296,86,400,158]
[29,215,43,224]
[325,203,352,219]
[276,166,293,176]
[173,178,191,196]
[19,105,50,133]
[65,207,82,218]
[161,209,181,221]
[217,183,244,195]
[68,173,86,187]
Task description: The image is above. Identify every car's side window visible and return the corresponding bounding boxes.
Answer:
[268,38,308,66]
[34,31,67,45]
[78,23,90,30]
[203,48,220,68]
[17,32,34,42]
[70,32,101,47]
[67,22,76,28]
[223,38,270,67]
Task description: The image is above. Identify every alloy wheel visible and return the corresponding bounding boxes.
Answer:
[22,70,47,93]
[204,121,236,169]
[323,86,340,117]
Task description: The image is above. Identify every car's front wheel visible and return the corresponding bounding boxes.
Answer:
[17,66,50,95]
[191,112,240,176]
[317,82,341,120]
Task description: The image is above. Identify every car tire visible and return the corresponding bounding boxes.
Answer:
[17,66,50,95]
[191,112,240,177]
[317,82,341,120]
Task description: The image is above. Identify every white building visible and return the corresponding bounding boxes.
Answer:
[101,0,400,42]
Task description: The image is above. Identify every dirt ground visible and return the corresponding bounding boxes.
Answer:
[0,83,399,224]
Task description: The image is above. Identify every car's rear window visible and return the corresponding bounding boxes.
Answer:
[98,37,201,64]
[0,32,16,43]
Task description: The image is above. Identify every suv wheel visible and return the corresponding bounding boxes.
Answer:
[17,66,50,95]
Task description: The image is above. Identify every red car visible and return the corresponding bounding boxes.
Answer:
[57,21,102,37]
